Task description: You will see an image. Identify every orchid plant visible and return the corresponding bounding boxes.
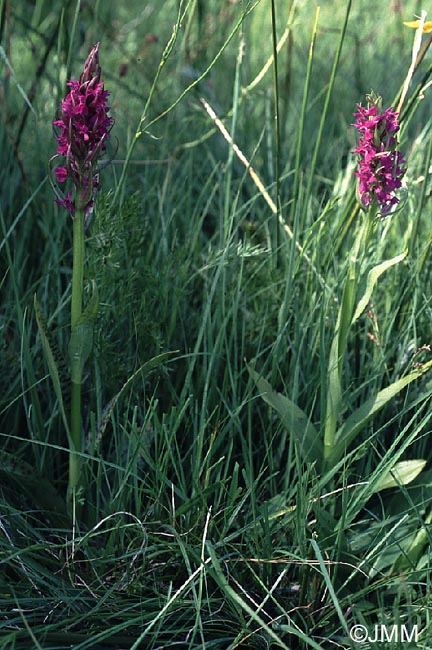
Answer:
[251,90,431,487]
[38,43,113,516]
[324,92,407,465]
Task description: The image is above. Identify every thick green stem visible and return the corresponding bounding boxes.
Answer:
[71,208,85,331]
[69,380,82,499]
[68,206,85,513]
[323,210,374,466]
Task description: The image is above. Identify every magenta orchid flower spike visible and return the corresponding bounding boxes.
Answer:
[52,42,113,221]
[47,42,114,516]
[352,93,406,215]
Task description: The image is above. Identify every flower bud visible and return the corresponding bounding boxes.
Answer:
[80,42,101,86]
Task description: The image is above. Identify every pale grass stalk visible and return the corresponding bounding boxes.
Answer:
[200,96,332,294]
[397,10,427,114]
[241,11,293,96]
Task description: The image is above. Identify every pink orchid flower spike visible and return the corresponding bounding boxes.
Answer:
[52,42,114,223]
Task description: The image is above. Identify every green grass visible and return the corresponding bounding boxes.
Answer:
[2,0,432,648]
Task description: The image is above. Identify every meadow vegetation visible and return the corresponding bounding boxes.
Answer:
[1,0,432,648]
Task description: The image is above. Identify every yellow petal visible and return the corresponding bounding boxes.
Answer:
[404,19,432,33]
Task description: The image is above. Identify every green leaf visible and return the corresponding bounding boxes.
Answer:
[95,350,179,446]
[338,265,357,368]
[324,250,407,463]
[388,469,432,515]
[329,360,432,465]
[352,251,406,322]
[248,366,322,465]
[68,281,99,383]
[324,260,357,460]
[207,542,318,650]
[392,510,432,572]
[34,294,70,437]
[324,333,343,461]
[310,538,351,638]
[373,459,427,492]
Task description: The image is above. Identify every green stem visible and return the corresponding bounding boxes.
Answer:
[69,380,82,499]
[270,0,281,262]
[68,206,85,514]
[71,208,85,331]
[323,210,374,466]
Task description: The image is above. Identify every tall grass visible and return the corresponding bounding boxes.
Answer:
[1,0,432,648]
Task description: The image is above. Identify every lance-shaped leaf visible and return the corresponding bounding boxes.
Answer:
[373,459,426,493]
[352,252,406,323]
[392,509,432,572]
[324,248,358,462]
[248,366,322,465]
[68,281,99,384]
[328,360,432,465]
[34,294,70,437]
[324,251,406,463]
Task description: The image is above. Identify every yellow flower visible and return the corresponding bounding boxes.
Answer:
[404,20,432,33]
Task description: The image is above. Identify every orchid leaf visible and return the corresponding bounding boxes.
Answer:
[373,459,427,493]
[329,360,432,465]
[34,294,70,437]
[324,333,343,463]
[69,281,99,383]
[352,252,406,323]
[324,231,360,462]
[392,510,432,572]
[248,366,322,465]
